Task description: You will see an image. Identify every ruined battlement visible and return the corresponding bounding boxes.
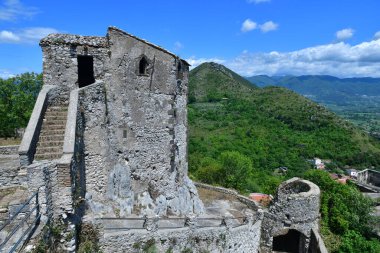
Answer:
[40,34,107,47]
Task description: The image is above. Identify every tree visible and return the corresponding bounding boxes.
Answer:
[0,73,42,137]
[219,151,253,191]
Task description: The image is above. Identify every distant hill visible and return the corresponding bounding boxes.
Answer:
[247,75,380,103]
[247,75,380,137]
[188,62,256,103]
[188,63,380,194]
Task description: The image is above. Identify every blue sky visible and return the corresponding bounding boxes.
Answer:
[1,0,380,78]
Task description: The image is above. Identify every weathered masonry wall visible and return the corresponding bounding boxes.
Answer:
[0,147,26,187]
[99,218,262,253]
[98,28,202,217]
[0,166,26,187]
[40,35,108,90]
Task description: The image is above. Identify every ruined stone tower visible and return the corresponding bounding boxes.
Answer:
[21,27,203,218]
[260,178,321,253]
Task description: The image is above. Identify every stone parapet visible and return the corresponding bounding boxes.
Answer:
[19,85,55,166]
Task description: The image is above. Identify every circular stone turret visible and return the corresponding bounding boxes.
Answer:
[260,177,321,253]
[272,178,320,224]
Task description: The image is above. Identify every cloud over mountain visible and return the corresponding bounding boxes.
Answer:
[188,39,380,77]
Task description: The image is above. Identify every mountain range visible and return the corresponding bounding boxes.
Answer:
[246,75,380,136]
[247,75,380,102]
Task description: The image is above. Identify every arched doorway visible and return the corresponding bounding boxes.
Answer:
[272,229,303,253]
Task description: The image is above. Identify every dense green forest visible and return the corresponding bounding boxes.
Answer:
[0,73,42,137]
[189,62,380,252]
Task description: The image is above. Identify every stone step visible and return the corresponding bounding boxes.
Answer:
[34,152,62,160]
[41,124,66,131]
[46,106,68,112]
[35,146,62,154]
[42,119,67,126]
[44,115,67,120]
[37,140,64,147]
[38,134,65,141]
[39,129,65,136]
[44,111,68,117]
[33,105,68,162]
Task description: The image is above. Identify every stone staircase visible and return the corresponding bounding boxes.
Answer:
[34,105,68,161]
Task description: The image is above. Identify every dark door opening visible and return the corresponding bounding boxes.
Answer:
[273,229,302,253]
[78,55,95,88]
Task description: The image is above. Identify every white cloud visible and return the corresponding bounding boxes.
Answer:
[0,27,59,44]
[186,56,225,69]
[336,28,354,41]
[247,0,271,4]
[0,0,38,21]
[259,21,278,33]
[189,39,380,77]
[241,19,278,33]
[241,19,257,33]
[20,27,58,42]
[0,30,20,42]
[174,41,183,51]
[374,31,380,40]
[0,69,15,79]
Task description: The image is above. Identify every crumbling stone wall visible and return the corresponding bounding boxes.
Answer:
[0,152,26,187]
[260,178,320,253]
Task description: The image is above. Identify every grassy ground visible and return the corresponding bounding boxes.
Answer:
[0,186,28,208]
[0,138,21,146]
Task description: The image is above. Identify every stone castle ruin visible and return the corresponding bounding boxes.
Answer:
[20,26,204,219]
[0,27,327,252]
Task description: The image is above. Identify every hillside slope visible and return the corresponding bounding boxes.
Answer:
[188,63,380,193]
[247,75,380,136]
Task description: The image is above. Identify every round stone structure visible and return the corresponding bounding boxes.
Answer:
[260,177,321,253]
